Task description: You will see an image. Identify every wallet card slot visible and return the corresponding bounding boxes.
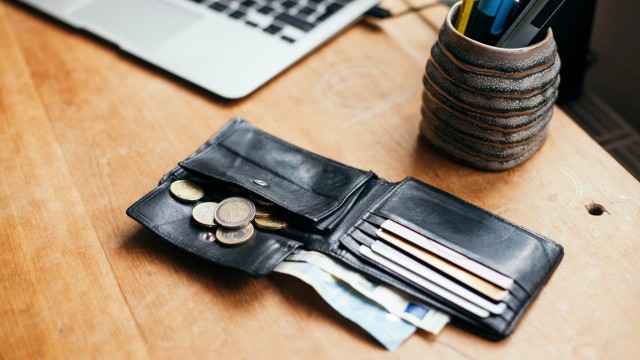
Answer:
[349,227,517,319]
[366,178,563,297]
[355,219,524,306]
[337,231,512,337]
[358,215,527,304]
[348,225,519,316]
[179,119,373,227]
[127,183,302,277]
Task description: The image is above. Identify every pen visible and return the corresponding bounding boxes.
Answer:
[455,0,477,34]
[466,0,506,44]
[496,0,566,48]
[489,0,516,40]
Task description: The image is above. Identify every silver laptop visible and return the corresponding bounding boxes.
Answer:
[20,0,378,98]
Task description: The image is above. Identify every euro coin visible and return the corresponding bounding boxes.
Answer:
[214,197,256,229]
[192,202,219,228]
[216,223,255,246]
[254,216,288,231]
[170,180,205,202]
[226,183,245,193]
[249,193,275,207]
[254,203,273,218]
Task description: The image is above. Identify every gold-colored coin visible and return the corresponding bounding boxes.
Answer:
[226,183,245,193]
[192,202,219,228]
[254,216,288,231]
[214,197,256,229]
[170,180,205,202]
[249,193,275,207]
[254,203,273,218]
[216,223,255,246]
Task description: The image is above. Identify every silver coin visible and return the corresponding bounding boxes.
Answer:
[214,197,256,229]
[192,202,219,228]
[170,180,205,202]
[216,223,255,246]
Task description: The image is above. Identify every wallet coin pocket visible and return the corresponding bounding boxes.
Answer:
[127,179,303,277]
[179,120,374,230]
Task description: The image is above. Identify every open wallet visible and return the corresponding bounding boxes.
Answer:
[127,118,564,341]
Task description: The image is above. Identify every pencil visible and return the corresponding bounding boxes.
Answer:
[455,0,476,34]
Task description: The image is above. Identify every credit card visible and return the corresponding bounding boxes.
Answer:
[358,245,491,318]
[380,220,514,289]
[376,229,509,302]
[371,241,507,315]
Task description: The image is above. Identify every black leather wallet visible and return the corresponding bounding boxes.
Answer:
[127,118,563,340]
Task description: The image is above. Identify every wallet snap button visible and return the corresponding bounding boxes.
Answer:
[253,179,268,187]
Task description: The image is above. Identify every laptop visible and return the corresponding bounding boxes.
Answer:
[19,0,379,99]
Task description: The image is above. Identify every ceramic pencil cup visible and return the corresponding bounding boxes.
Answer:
[420,2,561,171]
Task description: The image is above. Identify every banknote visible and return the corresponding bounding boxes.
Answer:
[287,250,450,335]
[274,260,416,351]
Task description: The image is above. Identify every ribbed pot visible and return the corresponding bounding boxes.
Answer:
[420,2,561,171]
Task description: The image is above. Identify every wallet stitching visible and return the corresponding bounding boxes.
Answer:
[181,125,374,221]
[183,150,372,220]
[222,128,374,201]
[216,141,342,201]
[247,123,374,175]
[188,119,370,179]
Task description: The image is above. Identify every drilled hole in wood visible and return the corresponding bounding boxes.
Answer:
[585,203,607,216]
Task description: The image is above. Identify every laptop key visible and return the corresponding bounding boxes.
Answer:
[274,13,315,32]
[241,0,257,7]
[257,5,275,14]
[325,3,343,14]
[316,4,342,22]
[298,6,316,16]
[209,2,228,12]
[263,24,283,34]
[229,10,246,19]
[281,0,296,8]
[246,11,273,27]
[281,36,296,43]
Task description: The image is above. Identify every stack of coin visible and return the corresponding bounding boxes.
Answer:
[214,197,256,246]
[419,8,560,171]
[170,180,290,246]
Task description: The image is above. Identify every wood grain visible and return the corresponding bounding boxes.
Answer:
[1,1,639,359]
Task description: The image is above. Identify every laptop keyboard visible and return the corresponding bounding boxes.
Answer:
[187,0,354,43]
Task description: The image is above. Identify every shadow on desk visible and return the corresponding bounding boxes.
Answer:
[120,227,381,346]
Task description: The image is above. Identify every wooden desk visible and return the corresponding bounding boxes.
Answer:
[1,1,638,358]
